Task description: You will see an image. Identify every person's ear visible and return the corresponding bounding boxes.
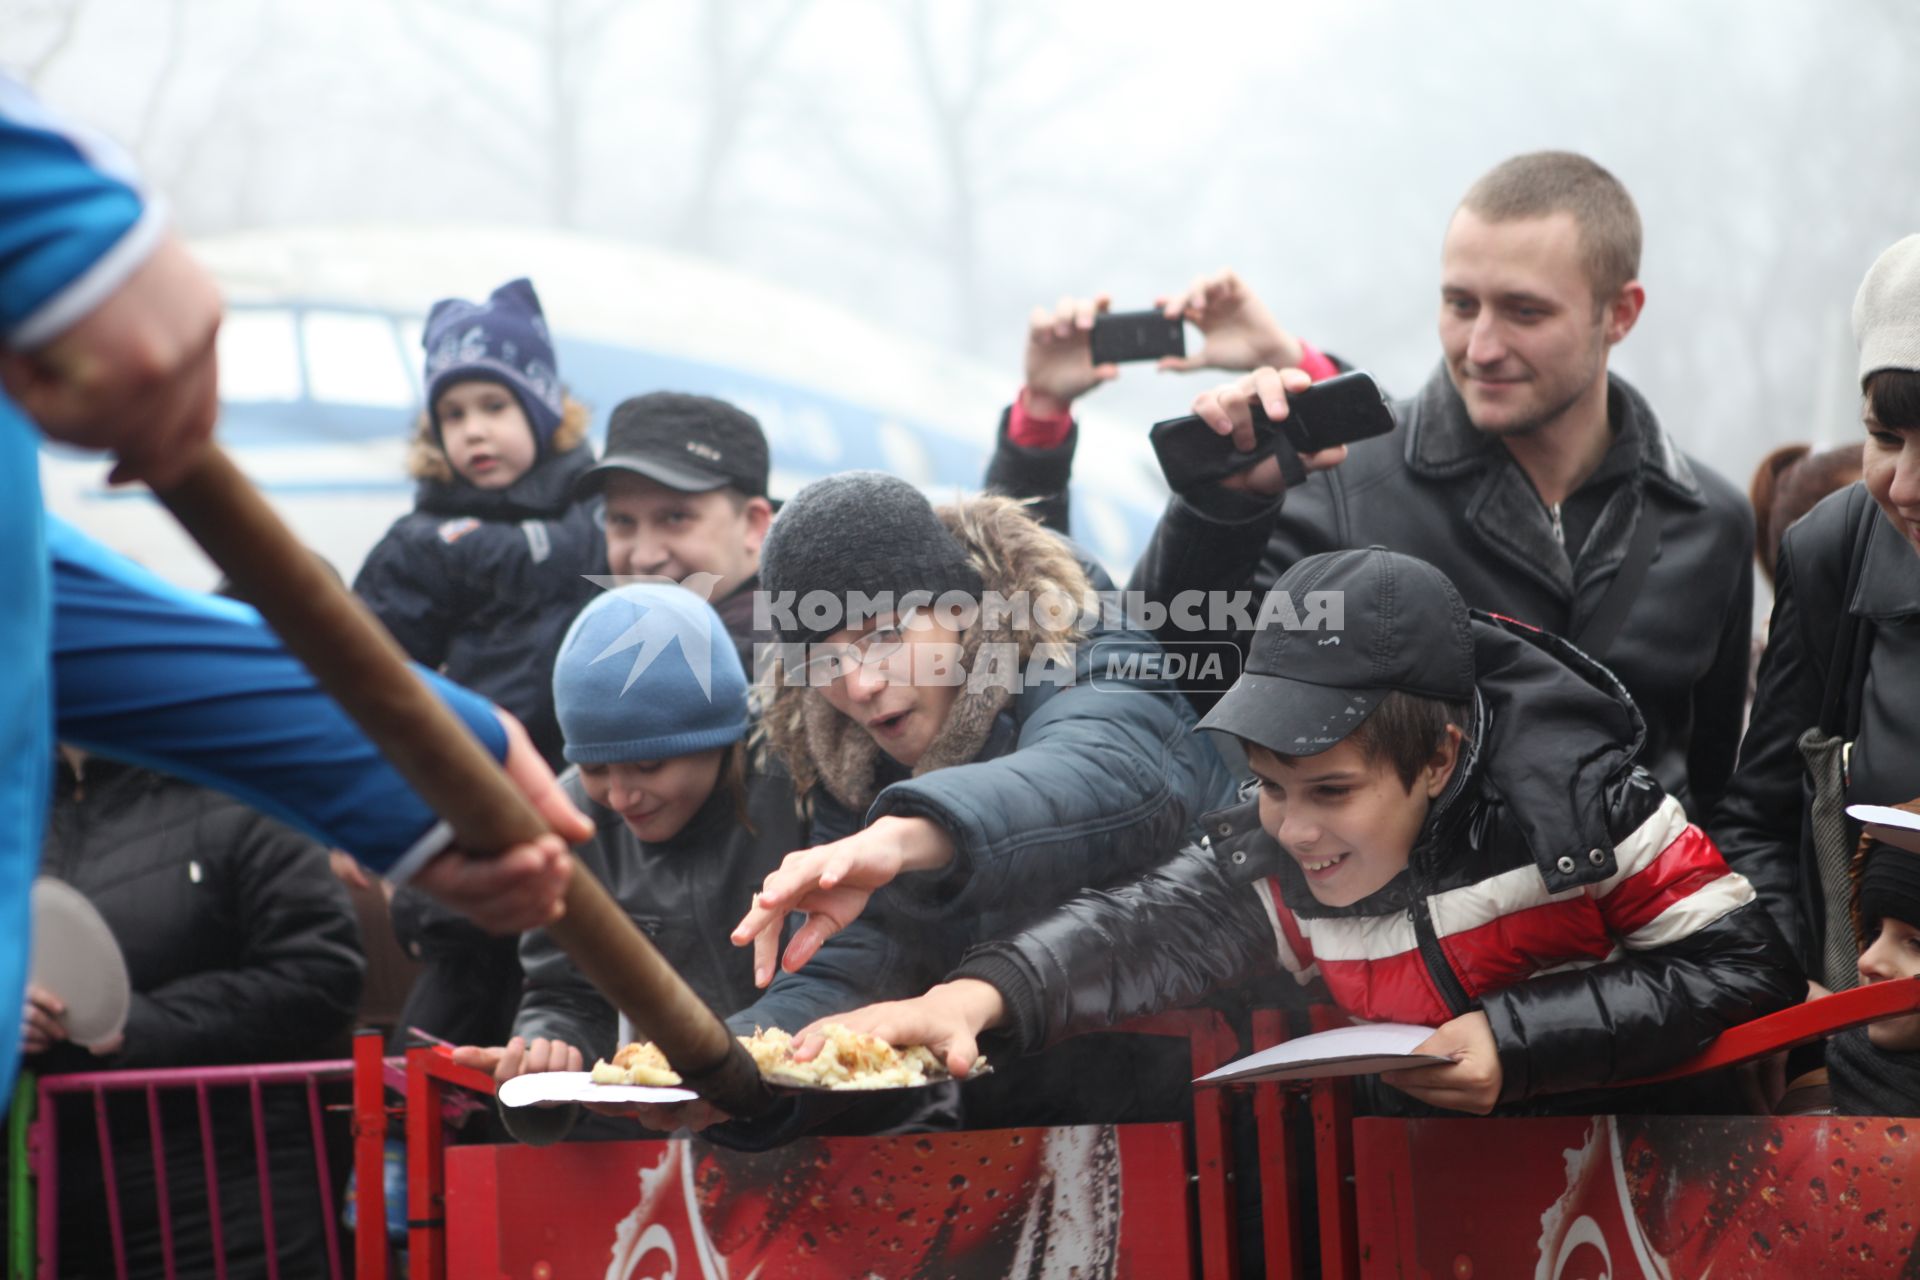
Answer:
[1423,724,1465,800]
[1603,279,1645,346]
[741,497,775,554]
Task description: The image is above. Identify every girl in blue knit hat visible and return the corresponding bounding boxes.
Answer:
[355,278,607,1050]
[452,584,801,1142]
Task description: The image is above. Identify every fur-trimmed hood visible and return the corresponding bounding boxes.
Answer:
[761,493,1096,810]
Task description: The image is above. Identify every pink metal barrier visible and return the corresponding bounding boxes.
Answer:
[22,1057,358,1280]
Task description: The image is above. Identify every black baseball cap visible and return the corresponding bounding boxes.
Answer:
[1196,547,1476,756]
[576,392,771,499]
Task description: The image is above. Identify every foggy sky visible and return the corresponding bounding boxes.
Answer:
[8,0,1918,488]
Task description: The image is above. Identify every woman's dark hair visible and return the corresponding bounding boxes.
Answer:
[1866,369,1920,430]
[722,739,756,834]
[1749,443,1864,586]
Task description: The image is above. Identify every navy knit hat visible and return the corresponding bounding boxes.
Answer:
[553,584,749,765]
[422,277,566,450]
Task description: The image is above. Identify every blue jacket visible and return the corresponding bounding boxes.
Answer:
[0,74,159,1115]
[0,79,510,1101]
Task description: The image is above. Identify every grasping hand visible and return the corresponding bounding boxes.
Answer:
[1379,1011,1503,1115]
[731,816,956,986]
[1155,269,1303,375]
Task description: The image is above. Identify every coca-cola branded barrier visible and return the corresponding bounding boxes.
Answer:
[1353,1114,1920,1278]
[369,1011,1255,1280]
[445,1125,1193,1278]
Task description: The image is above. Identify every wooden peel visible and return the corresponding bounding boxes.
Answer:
[155,446,772,1117]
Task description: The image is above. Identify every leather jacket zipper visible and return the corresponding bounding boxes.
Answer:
[1408,896,1473,1018]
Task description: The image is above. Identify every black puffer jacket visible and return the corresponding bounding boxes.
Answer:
[1712,484,1920,968]
[36,756,363,1278]
[354,443,604,767]
[954,614,1803,1107]
[37,757,364,1066]
[1127,364,1754,819]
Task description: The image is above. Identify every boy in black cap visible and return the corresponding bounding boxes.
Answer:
[574,392,776,669]
[812,547,1801,1114]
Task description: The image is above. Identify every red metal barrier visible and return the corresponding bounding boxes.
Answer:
[24,1056,356,1280]
[1249,1006,1305,1280]
[350,1029,392,1280]
[1320,978,1920,1279]
[365,1009,1257,1280]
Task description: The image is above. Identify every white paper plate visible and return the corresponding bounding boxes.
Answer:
[1195,1022,1451,1086]
[29,878,131,1045]
[498,1071,698,1108]
[1850,805,1920,854]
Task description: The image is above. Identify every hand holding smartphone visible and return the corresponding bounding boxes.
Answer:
[1149,370,1393,493]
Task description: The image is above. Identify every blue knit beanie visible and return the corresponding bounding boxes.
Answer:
[422,277,566,450]
[553,584,749,764]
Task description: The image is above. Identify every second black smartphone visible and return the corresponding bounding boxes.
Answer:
[1090,310,1186,365]
[1148,370,1395,491]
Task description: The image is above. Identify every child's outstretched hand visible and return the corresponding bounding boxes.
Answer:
[732,816,955,986]
[1379,1011,1503,1115]
[452,1035,584,1086]
[790,979,1007,1080]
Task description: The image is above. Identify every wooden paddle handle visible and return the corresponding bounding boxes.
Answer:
[156,446,771,1116]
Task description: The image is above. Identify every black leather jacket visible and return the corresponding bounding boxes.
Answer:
[1122,364,1753,819]
[954,615,1803,1106]
[1712,484,1920,967]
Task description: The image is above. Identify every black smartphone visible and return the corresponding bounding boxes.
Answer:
[1090,309,1186,365]
[1148,370,1394,491]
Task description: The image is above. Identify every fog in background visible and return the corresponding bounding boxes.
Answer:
[8,0,1919,489]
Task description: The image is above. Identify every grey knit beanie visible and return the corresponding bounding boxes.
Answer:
[759,471,982,645]
[1854,234,1920,386]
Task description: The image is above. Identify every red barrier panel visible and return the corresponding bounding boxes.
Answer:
[444,1125,1195,1278]
[1354,1113,1920,1278]
[378,1010,1254,1280]
[1320,979,1920,1279]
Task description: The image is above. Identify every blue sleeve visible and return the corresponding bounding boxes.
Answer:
[48,517,508,873]
[0,76,159,348]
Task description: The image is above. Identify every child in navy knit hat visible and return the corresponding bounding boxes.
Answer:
[356,277,603,766]
[452,585,802,1141]
[355,277,607,1051]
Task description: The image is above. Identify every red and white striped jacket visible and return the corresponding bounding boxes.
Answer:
[1253,792,1757,1027]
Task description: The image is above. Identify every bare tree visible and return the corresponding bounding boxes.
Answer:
[8,0,87,86]
[390,0,633,227]
[671,0,812,253]
[131,0,190,164]
[780,0,1094,356]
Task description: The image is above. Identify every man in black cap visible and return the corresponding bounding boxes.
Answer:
[814,548,1798,1116]
[575,391,776,667]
